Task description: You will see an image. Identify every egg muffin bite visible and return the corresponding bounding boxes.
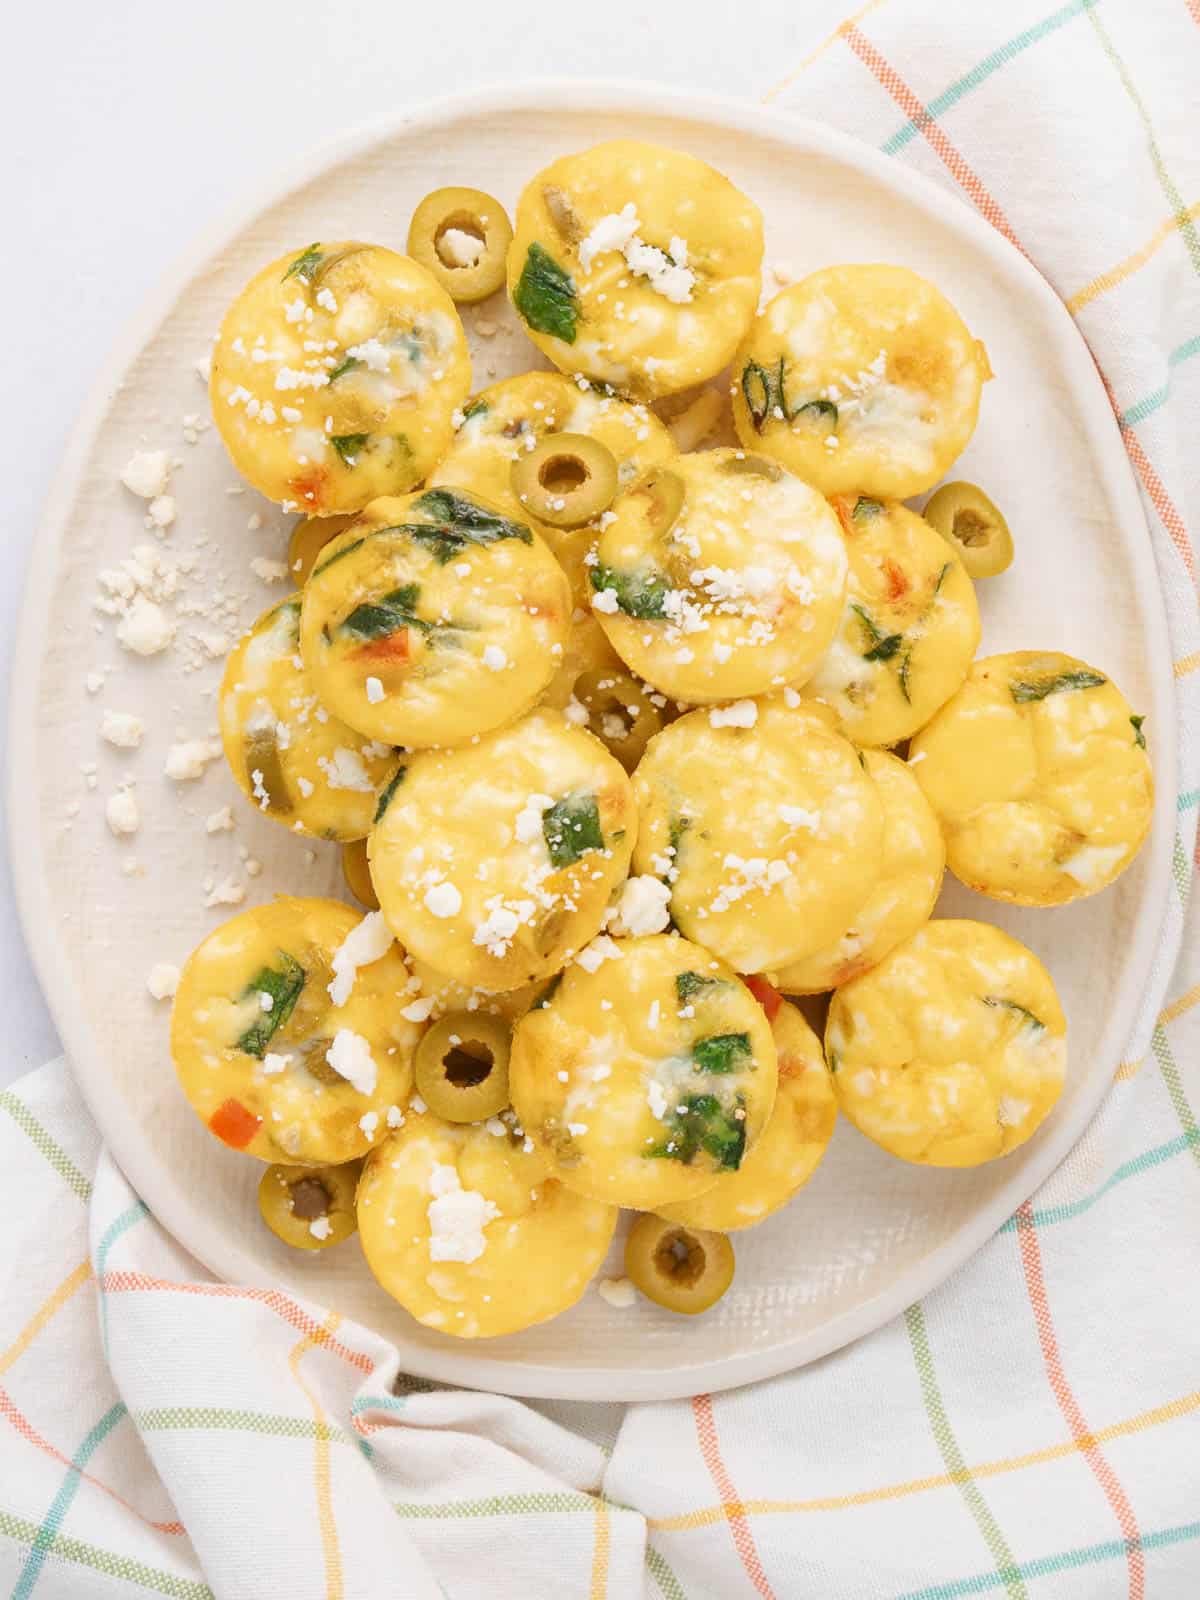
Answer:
[632,697,884,974]
[508,140,763,399]
[826,920,1067,1167]
[510,934,777,1210]
[358,1108,617,1338]
[210,242,470,513]
[300,489,570,748]
[171,898,419,1165]
[909,651,1154,905]
[429,371,676,590]
[657,994,835,1231]
[219,596,400,841]
[589,450,848,703]
[802,497,980,747]
[369,708,637,992]
[731,265,991,499]
[772,751,945,994]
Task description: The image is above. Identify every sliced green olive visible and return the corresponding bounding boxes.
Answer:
[257,1161,360,1250]
[289,514,356,584]
[719,453,781,481]
[510,433,618,528]
[792,398,838,431]
[244,724,292,815]
[624,1214,734,1315]
[341,839,379,909]
[621,466,686,541]
[572,668,664,771]
[407,187,513,304]
[414,1013,511,1123]
[923,482,1013,578]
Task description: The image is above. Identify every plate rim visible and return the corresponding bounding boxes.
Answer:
[9,78,1178,1401]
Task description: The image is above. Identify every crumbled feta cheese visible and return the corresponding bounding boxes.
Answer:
[563,696,589,727]
[204,876,245,908]
[100,710,144,749]
[328,911,394,1006]
[514,793,553,844]
[778,804,820,831]
[145,962,179,1000]
[426,1163,499,1263]
[309,1216,333,1241]
[597,1276,638,1309]
[85,671,106,695]
[325,1028,378,1095]
[709,700,758,730]
[261,1053,290,1076]
[250,557,289,584]
[206,806,235,833]
[481,644,508,671]
[120,450,171,500]
[439,227,486,268]
[365,676,385,704]
[105,788,140,836]
[401,996,435,1023]
[592,588,620,614]
[147,494,176,530]
[576,935,621,973]
[424,882,463,918]
[164,738,222,781]
[317,747,374,791]
[611,875,672,937]
[358,1110,380,1139]
[998,1096,1031,1127]
[117,596,175,656]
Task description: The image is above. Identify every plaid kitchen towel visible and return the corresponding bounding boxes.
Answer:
[2,1,1198,1595]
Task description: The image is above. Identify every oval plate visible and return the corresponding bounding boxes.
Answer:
[8,83,1176,1400]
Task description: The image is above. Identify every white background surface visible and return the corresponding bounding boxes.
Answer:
[1,0,833,1088]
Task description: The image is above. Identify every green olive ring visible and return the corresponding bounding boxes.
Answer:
[923,481,1014,578]
[407,187,513,304]
[342,839,379,909]
[258,1161,360,1251]
[572,669,664,771]
[621,465,686,540]
[288,514,355,585]
[510,433,619,528]
[413,1012,512,1123]
[624,1214,735,1315]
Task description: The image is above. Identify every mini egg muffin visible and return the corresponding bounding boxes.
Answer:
[510,934,778,1210]
[508,140,763,399]
[589,450,848,703]
[909,651,1154,905]
[357,1108,618,1338]
[219,596,400,840]
[731,264,992,498]
[299,489,570,748]
[657,994,835,1231]
[369,708,637,992]
[210,242,470,513]
[632,697,884,974]
[772,751,945,994]
[826,920,1067,1167]
[171,898,419,1165]
[429,371,676,593]
[802,497,980,746]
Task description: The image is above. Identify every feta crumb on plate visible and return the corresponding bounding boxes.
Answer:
[100,710,144,749]
[145,962,179,1000]
[119,450,171,500]
[105,788,140,837]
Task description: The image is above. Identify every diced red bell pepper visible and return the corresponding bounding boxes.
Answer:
[287,467,329,510]
[744,974,783,1024]
[884,559,910,601]
[354,628,410,665]
[209,1097,262,1150]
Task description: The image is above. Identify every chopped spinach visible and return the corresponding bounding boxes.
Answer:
[897,649,913,704]
[404,489,532,564]
[692,1032,752,1075]
[543,792,604,868]
[461,397,489,422]
[281,243,324,284]
[675,970,723,1006]
[327,355,362,384]
[330,432,370,465]
[1010,669,1107,703]
[237,953,305,1057]
[589,561,669,620]
[1131,714,1147,749]
[648,1092,747,1171]
[373,766,407,823]
[513,243,579,343]
[340,596,430,641]
[853,497,883,521]
[310,536,364,580]
[982,995,1046,1033]
[851,603,904,662]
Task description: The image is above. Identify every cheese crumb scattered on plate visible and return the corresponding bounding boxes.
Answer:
[119,450,171,500]
[596,1277,638,1309]
[105,788,140,837]
[100,710,144,749]
[164,738,222,781]
[205,806,235,833]
[145,962,179,1000]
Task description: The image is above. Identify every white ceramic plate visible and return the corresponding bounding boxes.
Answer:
[9,83,1176,1401]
